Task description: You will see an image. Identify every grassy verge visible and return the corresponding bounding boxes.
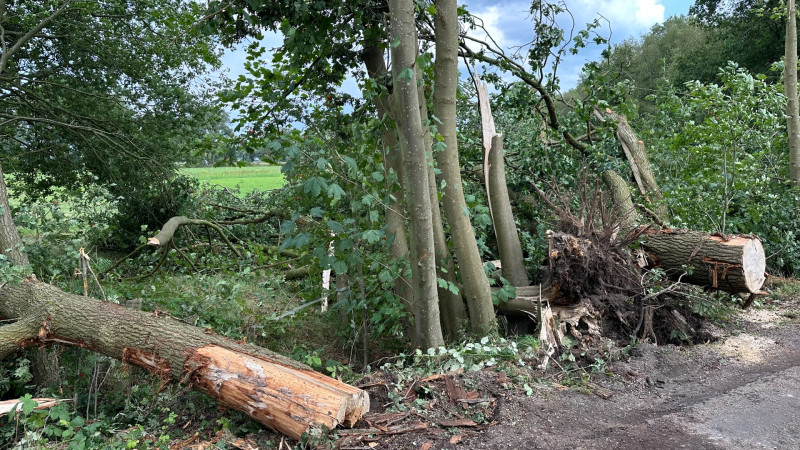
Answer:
[182,166,285,194]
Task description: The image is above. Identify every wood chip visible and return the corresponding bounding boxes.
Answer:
[586,382,614,399]
[445,376,467,403]
[438,419,478,427]
[450,434,464,444]
[420,441,433,450]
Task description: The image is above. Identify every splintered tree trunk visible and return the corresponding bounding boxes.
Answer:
[642,230,766,294]
[0,280,368,440]
[596,108,666,219]
[389,0,444,348]
[474,72,529,289]
[487,135,529,287]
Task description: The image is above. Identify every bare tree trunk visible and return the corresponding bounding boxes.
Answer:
[362,44,418,344]
[389,0,444,348]
[487,135,529,287]
[434,0,496,335]
[787,0,800,186]
[414,67,467,339]
[0,165,29,266]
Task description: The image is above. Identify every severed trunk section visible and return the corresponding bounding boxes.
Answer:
[595,109,666,220]
[0,280,368,440]
[487,135,529,286]
[473,72,528,288]
[641,229,765,294]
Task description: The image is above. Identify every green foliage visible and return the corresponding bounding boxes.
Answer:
[645,64,800,273]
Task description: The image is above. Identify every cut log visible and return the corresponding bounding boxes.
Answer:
[0,279,368,440]
[641,229,766,294]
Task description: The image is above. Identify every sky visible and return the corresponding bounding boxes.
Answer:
[217,0,697,103]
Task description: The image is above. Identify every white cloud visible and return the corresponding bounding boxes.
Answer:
[463,5,510,54]
[578,0,665,29]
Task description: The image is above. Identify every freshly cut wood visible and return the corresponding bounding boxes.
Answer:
[0,279,368,440]
[0,398,65,417]
[641,229,766,294]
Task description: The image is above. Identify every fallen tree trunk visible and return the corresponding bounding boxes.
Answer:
[641,229,766,294]
[0,279,368,440]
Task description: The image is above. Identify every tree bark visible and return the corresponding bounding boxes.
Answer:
[389,0,444,348]
[362,44,418,343]
[487,135,529,286]
[473,73,529,289]
[0,280,368,440]
[416,64,467,339]
[434,0,496,335]
[787,0,800,186]
[602,170,637,232]
[641,229,766,294]
[0,165,29,266]
[596,108,667,220]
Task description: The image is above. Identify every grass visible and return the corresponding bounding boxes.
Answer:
[182,165,285,194]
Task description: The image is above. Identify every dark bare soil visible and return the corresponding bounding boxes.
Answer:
[340,295,800,450]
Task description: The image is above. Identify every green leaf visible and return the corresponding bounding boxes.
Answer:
[332,260,348,274]
[303,176,327,197]
[20,394,36,415]
[363,229,382,243]
[371,171,384,182]
[327,183,346,200]
[326,220,345,234]
[398,67,414,82]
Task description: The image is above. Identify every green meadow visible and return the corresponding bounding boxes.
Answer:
[182,165,285,194]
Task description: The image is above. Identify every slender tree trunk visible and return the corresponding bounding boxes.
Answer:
[388,0,444,348]
[0,165,29,266]
[487,135,529,287]
[433,0,496,335]
[787,0,800,186]
[362,45,418,344]
[414,66,467,339]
